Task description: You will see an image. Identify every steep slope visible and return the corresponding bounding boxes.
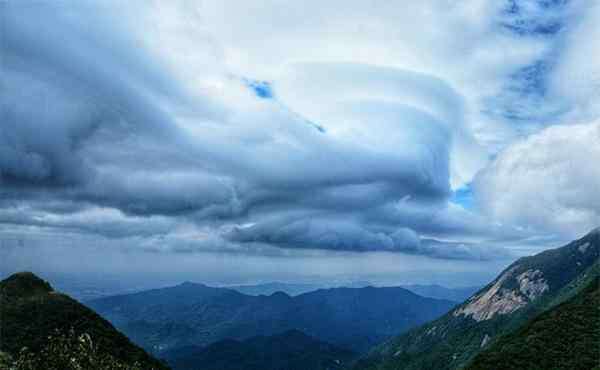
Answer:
[466,276,600,370]
[0,272,168,369]
[162,329,356,370]
[357,228,600,370]
[87,283,455,354]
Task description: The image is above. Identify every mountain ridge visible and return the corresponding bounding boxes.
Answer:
[465,275,600,370]
[356,227,600,370]
[87,282,455,354]
[161,329,357,370]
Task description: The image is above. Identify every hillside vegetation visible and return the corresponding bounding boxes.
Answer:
[466,276,600,370]
[162,330,356,370]
[0,272,168,370]
[356,228,600,370]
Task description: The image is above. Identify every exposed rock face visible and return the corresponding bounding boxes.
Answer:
[480,334,491,348]
[579,242,591,253]
[454,267,525,321]
[358,227,599,370]
[454,267,549,322]
[517,269,549,300]
[425,326,438,336]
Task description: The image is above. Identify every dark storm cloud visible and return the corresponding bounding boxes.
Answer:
[0,1,186,186]
[223,213,421,252]
[1,1,232,216]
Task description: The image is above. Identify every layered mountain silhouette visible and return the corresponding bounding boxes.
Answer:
[226,282,478,302]
[356,228,600,370]
[398,284,480,302]
[87,284,455,354]
[4,229,597,370]
[162,329,356,370]
[226,282,324,297]
[0,272,168,369]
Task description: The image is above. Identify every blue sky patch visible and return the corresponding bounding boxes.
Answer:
[451,184,475,210]
[245,79,274,99]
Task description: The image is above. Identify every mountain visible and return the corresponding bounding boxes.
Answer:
[399,284,480,302]
[356,227,600,370]
[0,272,168,369]
[87,283,455,354]
[226,282,479,302]
[226,282,323,296]
[466,276,600,370]
[161,329,357,370]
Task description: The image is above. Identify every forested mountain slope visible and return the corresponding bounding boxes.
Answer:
[356,228,600,370]
[0,272,168,370]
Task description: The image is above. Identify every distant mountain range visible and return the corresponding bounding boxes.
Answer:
[86,283,455,354]
[356,227,600,370]
[0,272,167,369]
[226,282,479,302]
[36,273,478,303]
[398,284,480,302]
[225,282,326,297]
[4,230,597,370]
[162,330,356,370]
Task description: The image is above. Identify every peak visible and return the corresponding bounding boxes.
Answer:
[2,272,50,287]
[586,226,600,236]
[578,226,600,245]
[178,281,206,288]
[1,272,53,299]
[269,291,291,299]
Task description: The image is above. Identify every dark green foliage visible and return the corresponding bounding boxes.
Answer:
[357,228,600,370]
[8,329,145,370]
[0,272,52,300]
[0,272,168,370]
[466,277,600,370]
[88,284,455,353]
[0,352,12,369]
[162,330,357,370]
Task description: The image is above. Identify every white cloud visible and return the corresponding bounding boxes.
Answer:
[474,121,600,238]
[549,0,600,122]
[274,62,486,189]
[198,0,551,150]
[473,0,600,240]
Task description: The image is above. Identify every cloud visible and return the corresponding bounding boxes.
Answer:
[274,62,486,190]
[223,215,422,253]
[471,1,600,240]
[0,0,584,264]
[0,204,178,239]
[474,121,600,238]
[548,0,600,122]
[0,230,509,289]
[199,0,559,149]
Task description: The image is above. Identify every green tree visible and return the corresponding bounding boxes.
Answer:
[4,329,153,370]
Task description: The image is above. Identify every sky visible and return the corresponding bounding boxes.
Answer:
[1,0,599,288]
